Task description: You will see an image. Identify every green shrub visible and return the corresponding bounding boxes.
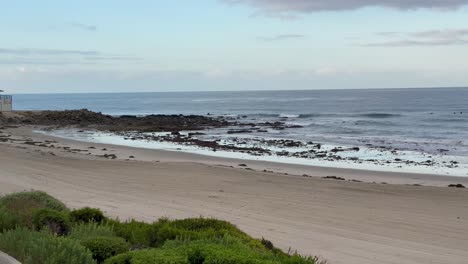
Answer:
[32,208,71,235]
[71,207,106,223]
[81,236,129,263]
[107,219,159,248]
[261,238,274,250]
[104,252,135,264]
[151,218,257,248]
[0,191,68,229]
[1,191,324,264]
[0,206,21,232]
[69,222,116,240]
[107,237,318,264]
[0,227,95,264]
[109,217,269,250]
[187,248,205,264]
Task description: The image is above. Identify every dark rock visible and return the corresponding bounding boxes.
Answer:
[322,176,346,181]
[448,184,466,188]
[227,129,253,134]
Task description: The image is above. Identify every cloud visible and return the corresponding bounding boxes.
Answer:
[0,48,100,56]
[83,56,143,62]
[3,67,466,93]
[257,34,305,41]
[410,29,468,39]
[0,48,143,66]
[223,0,468,14]
[361,28,468,46]
[70,22,98,31]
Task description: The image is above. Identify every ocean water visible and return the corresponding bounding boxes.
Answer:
[14,88,468,175]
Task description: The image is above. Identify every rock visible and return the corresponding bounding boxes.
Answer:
[188,132,205,137]
[227,129,253,134]
[101,154,117,159]
[448,184,466,188]
[0,109,231,133]
[322,176,346,181]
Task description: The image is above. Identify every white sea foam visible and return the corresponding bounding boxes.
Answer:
[39,129,468,177]
[279,113,300,118]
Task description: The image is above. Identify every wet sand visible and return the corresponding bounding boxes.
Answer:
[0,126,468,264]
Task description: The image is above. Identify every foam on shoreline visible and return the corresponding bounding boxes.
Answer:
[39,129,468,177]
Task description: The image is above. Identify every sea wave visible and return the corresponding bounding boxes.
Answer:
[248,113,320,119]
[422,117,468,123]
[279,113,300,118]
[355,113,402,118]
[246,113,401,119]
[354,120,395,126]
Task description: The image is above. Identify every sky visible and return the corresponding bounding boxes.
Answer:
[1,0,468,94]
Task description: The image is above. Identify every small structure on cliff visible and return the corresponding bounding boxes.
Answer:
[0,90,13,112]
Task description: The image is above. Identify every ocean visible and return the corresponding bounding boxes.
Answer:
[14,87,468,176]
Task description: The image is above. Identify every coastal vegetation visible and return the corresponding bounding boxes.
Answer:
[0,191,323,264]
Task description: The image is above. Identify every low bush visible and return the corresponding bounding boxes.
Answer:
[107,219,159,248]
[81,236,129,263]
[32,208,71,235]
[1,191,324,264]
[69,222,116,240]
[0,206,21,232]
[109,218,271,250]
[0,227,95,264]
[151,218,261,248]
[0,191,68,229]
[106,237,318,264]
[71,207,106,223]
[261,238,274,250]
[103,251,134,264]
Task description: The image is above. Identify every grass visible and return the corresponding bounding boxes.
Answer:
[0,191,323,264]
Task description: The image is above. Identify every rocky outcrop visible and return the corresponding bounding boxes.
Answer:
[0,109,230,132]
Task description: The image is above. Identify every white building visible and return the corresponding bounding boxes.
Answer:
[0,95,13,112]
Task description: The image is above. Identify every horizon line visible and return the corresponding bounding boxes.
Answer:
[6,86,468,95]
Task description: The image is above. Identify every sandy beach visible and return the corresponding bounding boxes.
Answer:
[1,125,468,264]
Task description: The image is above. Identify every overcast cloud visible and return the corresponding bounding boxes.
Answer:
[70,22,98,31]
[362,28,468,46]
[0,48,100,56]
[224,0,468,12]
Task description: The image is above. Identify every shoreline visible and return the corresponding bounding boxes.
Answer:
[2,110,467,179]
[0,125,468,264]
[29,127,468,187]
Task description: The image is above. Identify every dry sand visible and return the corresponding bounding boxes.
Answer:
[0,126,468,264]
